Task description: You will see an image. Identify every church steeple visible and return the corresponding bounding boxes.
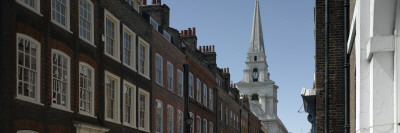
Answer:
[248,0,265,53]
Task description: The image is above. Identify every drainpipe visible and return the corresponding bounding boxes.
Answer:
[324,0,330,132]
[344,0,350,132]
[184,64,190,133]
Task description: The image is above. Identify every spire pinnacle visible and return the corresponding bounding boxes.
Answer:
[248,0,265,53]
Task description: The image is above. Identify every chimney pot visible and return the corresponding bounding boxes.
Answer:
[227,68,230,73]
[142,0,147,5]
[212,45,215,52]
[184,30,188,36]
[193,27,196,35]
[199,46,202,52]
[188,28,192,36]
[151,0,156,4]
[206,46,209,52]
[202,46,205,53]
[157,0,161,4]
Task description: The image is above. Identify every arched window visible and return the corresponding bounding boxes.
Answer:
[16,33,41,104]
[51,50,71,111]
[17,130,38,133]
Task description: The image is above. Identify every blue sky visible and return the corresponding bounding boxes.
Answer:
[162,0,315,132]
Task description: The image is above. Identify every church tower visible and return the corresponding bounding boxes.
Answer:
[237,0,287,132]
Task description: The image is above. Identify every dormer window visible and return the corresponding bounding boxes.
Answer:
[149,17,158,30]
[163,30,171,42]
[125,0,139,12]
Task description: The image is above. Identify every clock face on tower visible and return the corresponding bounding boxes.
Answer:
[252,71,259,80]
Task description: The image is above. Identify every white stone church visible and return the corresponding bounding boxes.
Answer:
[237,0,288,133]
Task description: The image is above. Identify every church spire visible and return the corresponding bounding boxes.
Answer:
[248,0,265,53]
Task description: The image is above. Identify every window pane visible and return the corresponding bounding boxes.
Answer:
[52,52,69,107]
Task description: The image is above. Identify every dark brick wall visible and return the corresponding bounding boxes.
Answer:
[2,0,154,133]
[314,0,345,132]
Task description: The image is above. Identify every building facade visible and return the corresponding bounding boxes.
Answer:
[236,0,287,133]
[347,0,400,132]
[0,0,153,132]
[0,0,266,133]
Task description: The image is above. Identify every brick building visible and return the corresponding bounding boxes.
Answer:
[0,0,265,133]
[0,0,153,132]
[301,0,347,132]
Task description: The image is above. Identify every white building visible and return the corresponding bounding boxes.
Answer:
[348,0,400,132]
[237,0,288,132]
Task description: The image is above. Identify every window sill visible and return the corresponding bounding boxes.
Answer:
[78,111,96,118]
[138,72,150,80]
[15,96,44,106]
[50,20,73,34]
[51,104,73,113]
[123,122,137,129]
[123,63,136,72]
[138,127,150,133]
[105,118,121,125]
[16,2,43,17]
[79,36,96,47]
[155,82,163,87]
[104,52,121,63]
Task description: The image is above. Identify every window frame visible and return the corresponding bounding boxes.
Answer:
[78,0,94,45]
[16,0,42,16]
[104,71,121,124]
[203,84,207,107]
[51,0,71,31]
[149,17,158,30]
[203,119,207,133]
[167,104,174,133]
[188,72,194,98]
[138,37,150,79]
[189,112,194,133]
[167,62,174,92]
[197,116,201,133]
[163,29,171,42]
[138,88,150,132]
[155,53,163,86]
[104,9,121,62]
[209,88,213,110]
[209,122,213,133]
[17,130,39,133]
[177,69,183,97]
[15,33,42,105]
[177,110,183,133]
[78,62,95,117]
[196,78,201,102]
[124,0,139,12]
[51,49,71,112]
[122,24,136,71]
[122,80,137,128]
[156,99,163,133]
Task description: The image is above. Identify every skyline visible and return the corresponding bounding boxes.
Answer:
[163,0,315,132]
